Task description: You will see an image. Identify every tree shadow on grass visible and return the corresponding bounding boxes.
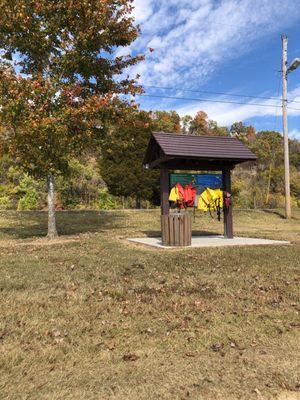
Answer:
[262,209,285,219]
[262,209,300,220]
[0,211,131,240]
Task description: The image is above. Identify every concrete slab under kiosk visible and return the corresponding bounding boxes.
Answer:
[127,235,290,249]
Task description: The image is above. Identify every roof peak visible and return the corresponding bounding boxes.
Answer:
[152,132,236,140]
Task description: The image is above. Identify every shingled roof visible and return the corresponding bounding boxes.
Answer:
[143,132,257,170]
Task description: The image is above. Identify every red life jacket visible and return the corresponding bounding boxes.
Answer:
[184,184,197,207]
[174,183,185,208]
[224,191,231,208]
[176,183,184,200]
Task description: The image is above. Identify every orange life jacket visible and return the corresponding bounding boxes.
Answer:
[184,184,197,207]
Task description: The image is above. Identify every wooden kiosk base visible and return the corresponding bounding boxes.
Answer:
[161,213,192,247]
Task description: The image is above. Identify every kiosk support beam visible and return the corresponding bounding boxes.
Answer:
[160,168,169,215]
[222,168,233,239]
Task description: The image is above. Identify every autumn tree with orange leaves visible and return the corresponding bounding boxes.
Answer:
[0,0,143,237]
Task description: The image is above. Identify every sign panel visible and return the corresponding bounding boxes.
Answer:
[169,173,223,189]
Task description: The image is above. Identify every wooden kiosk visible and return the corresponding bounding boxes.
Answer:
[143,132,257,246]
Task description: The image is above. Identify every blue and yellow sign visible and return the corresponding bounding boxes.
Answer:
[169,173,222,189]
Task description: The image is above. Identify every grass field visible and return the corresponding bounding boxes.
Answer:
[0,209,299,400]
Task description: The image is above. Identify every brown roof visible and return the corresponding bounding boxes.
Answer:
[143,132,257,170]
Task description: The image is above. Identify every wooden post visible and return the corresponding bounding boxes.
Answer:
[222,168,233,239]
[160,168,169,215]
[281,35,292,219]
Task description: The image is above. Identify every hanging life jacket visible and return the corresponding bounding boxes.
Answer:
[169,183,184,202]
[224,191,232,208]
[169,183,185,209]
[198,188,224,220]
[213,188,223,221]
[183,184,197,207]
[197,189,211,212]
[169,187,179,202]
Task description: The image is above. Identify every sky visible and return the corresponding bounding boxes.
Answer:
[122,0,300,138]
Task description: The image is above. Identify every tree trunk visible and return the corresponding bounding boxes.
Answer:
[47,173,58,238]
[135,195,141,209]
[265,163,272,205]
[253,190,257,209]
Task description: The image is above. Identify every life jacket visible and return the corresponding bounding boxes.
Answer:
[213,188,223,221]
[224,191,231,208]
[184,184,197,207]
[197,188,212,211]
[169,183,184,207]
[212,188,223,209]
[169,187,179,202]
[198,188,224,220]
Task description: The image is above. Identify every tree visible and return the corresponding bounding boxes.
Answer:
[100,110,159,208]
[181,115,192,134]
[189,111,209,135]
[0,0,142,237]
[289,139,300,169]
[230,121,247,137]
[250,131,283,205]
[150,111,181,133]
[185,111,229,136]
[230,122,256,142]
[207,119,229,137]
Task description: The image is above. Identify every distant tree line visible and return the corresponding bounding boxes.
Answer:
[1,109,299,211]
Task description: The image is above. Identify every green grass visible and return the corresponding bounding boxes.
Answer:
[0,209,299,400]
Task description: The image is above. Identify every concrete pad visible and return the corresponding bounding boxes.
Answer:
[127,235,290,249]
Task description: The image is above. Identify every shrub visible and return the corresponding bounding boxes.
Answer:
[98,189,116,210]
[18,188,39,210]
[0,195,12,210]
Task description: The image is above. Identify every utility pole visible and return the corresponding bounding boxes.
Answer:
[281,34,292,219]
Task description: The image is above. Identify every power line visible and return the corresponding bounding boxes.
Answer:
[143,84,300,104]
[136,93,300,111]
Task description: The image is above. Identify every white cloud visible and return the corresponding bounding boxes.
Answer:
[132,0,153,24]
[289,129,300,139]
[129,0,300,86]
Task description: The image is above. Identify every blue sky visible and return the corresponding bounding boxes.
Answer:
[123,0,300,138]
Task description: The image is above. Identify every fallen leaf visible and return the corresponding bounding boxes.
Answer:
[123,353,139,362]
[211,343,224,352]
[185,352,196,358]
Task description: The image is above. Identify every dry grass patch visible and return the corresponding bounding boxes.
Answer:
[0,209,299,399]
